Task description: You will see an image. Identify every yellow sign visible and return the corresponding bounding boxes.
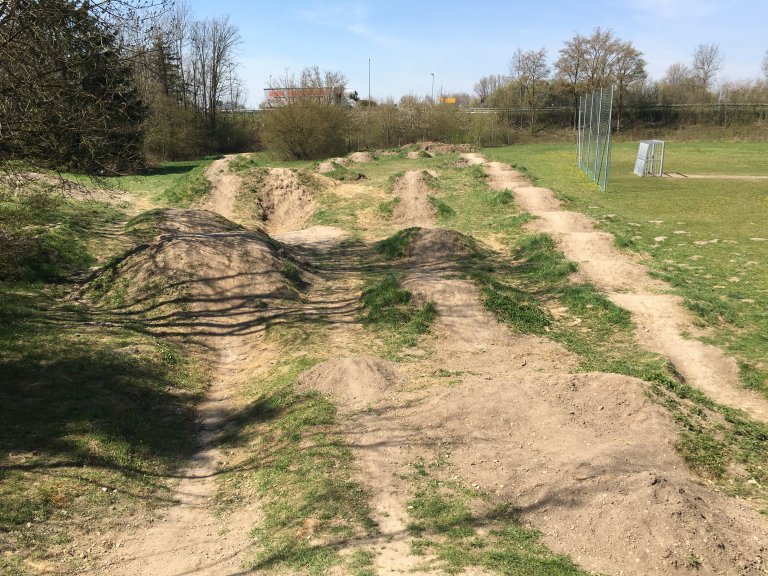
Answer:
[440,97,457,104]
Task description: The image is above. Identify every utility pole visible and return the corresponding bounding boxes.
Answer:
[368,58,371,104]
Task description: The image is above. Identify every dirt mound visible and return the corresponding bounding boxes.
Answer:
[86,210,308,337]
[391,171,436,227]
[315,157,349,174]
[297,356,400,411]
[408,227,473,268]
[259,168,317,232]
[347,151,373,163]
[126,208,242,240]
[414,141,476,155]
[203,155,241,220]
[403,369,768,575]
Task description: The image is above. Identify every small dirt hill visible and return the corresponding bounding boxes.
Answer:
[298,356,400,411]
[84,209,309,338]
[259,168,317,232]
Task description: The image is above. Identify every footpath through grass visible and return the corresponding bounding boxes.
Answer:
[484,141,768,396]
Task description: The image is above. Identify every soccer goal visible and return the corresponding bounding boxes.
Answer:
[577,86,614,191]
[633,140,665,177]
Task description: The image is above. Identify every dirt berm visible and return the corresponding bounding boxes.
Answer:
[83,208,311,338]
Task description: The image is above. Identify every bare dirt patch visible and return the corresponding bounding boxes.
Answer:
[203,155,241,220]
[348,151,374,163]
[391,171,436,228]
[259,168,317,232]
[417,141,476,155]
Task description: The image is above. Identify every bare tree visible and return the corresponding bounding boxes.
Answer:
[473,74,506,105]
[510,47,550,132]
[762,49,768,82]
[613,41,646,130]
[691,43,723,93]
[188,16,241,129]
[660,62,696,104]
[555,32,588,116]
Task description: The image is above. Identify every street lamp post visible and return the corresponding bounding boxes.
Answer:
[431,73,434,103]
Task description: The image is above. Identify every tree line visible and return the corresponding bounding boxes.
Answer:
[473,28,768,132]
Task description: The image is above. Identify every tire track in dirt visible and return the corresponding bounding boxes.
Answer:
[475,154,768,423]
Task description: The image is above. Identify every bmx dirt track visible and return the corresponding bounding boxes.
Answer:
[87,149,768,575]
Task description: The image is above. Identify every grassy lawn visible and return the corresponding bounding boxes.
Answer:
[484,141,768,395]
[66,158,216,208]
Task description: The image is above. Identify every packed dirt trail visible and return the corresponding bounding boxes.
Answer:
[473,153,768,423]
[202,155,241,220]
[90,156,268,575]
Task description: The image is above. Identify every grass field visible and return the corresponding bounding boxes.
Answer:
[484,141,768,396]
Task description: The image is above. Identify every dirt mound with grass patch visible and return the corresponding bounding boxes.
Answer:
[315,157,349,174]
[126,208,242,241]
[297,356,400,411]
[347,151,373,163]
[409,227,474,268]
[85,210,309,337]
[391,171,436,227]
[259,168,317,232]
[416,141,476,155]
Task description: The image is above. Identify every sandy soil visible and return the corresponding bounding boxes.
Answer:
[391,170,436,227]
[476,154,768,423]
[203,155,241,220]
[259,167,317,232]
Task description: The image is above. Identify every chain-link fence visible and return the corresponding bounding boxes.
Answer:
[577,87,614,191]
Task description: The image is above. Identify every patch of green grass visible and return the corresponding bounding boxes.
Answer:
[348,548,376,576]
[740,362,768,395]
[429,195,457,218]
[66,159,216,206]
[375,228,419,259]
[215,358,376,575]
[377,197,401,219]
[229,153,264,173]
[324,163,366,181]
[404,461,589,575]
[0,190,123,281]
[155,159,213,207]
[360,272,437,353]
[421,170,441,190]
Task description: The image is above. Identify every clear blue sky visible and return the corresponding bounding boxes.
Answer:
[187,0,768,107]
